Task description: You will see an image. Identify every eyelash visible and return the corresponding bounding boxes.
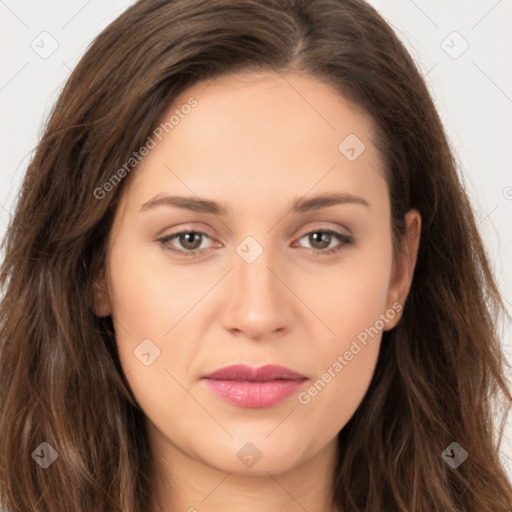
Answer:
[157,228,354,259]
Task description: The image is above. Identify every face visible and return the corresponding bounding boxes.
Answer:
[94,71,420,476]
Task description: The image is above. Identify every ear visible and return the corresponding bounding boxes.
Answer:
[384,209,421,330]
[92,269,112,317]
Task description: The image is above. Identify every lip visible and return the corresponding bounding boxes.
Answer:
[201,364,308,408]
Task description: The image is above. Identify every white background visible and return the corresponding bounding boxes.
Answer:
[1,0,511,478]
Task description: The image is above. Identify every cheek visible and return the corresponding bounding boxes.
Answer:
[106,233,223,393]
[296,234,393,420]
[297,288,389,434]
[107,236,197,339]
[307,234,394,344]
[106,240,198,417]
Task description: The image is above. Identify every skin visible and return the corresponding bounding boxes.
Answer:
[94,71,421,512]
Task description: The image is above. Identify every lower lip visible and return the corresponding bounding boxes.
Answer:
[202,378,307,408]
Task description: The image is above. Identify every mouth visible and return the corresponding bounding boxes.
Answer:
[201,364,308,408]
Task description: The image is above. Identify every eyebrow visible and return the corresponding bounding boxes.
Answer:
[139,192,370,216]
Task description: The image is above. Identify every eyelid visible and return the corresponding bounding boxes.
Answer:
[295,222,352,238]
[158,221,352,241]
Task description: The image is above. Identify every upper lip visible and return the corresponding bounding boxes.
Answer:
[202,364,307,382]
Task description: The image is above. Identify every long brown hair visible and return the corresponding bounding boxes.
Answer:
[1,0,511,510]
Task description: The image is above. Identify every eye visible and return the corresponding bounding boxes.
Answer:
[158,230,215,258]
[157,228,354,258]
[294,229,354,257]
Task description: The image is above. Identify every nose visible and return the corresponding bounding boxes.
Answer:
[219,243,293,341]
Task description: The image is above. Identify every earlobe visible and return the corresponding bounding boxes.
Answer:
[92,271,112,317]
[384,209,421,330]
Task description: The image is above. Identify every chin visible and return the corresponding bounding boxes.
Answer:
[194,433,312,476]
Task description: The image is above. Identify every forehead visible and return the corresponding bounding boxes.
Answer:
[119,71,387,217]
[167,71,374,151]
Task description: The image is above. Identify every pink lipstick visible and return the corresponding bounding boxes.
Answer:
[201,364,308,408]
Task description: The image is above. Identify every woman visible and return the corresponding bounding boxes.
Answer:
[1,0,511,510]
